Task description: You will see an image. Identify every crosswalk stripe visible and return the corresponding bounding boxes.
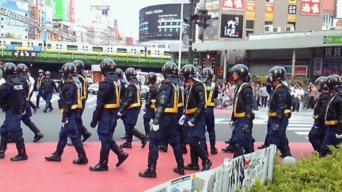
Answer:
[287,127,311,131]
[295,132,309,135]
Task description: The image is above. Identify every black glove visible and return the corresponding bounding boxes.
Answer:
[242,124,251,133]
[90,121,97,128]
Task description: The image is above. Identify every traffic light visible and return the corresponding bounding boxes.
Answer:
[194,10,211,29]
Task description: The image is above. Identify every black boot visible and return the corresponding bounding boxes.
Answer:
[210,142,218,155]
[120,134,133,149]
[184,147,199,171]
[139,164,157,178]
[111,141,129,167]
[82,126,92,142]
[182,144,188,154]
[43,103,48,113]
[72,138,88,164]
[0,144,6,159]
[33,132,44,142]
[90,144,109,171]
[258,134,269,149]
[143,121,150,137]
[36,97,40,109]
[28,123,44,142]
[173,160,185,176]
[192,143,212,171]
[10,137,28,161]
[45,137,66,162]
[45,152,62,162]
[139,143,158,178]
[48,102,53,112]
[128,128,148,148]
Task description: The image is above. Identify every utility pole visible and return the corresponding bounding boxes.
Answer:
[188,0,195,64]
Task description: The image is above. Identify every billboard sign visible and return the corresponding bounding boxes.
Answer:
[222,0,244,11]
[299,0,320,15]
[0,1,28,39]
[139,4,190,42]
[220,14,243,39]
[52,0,70,21]
[70,0,75,23]
[13,50,37,57]
[90,5,110,28]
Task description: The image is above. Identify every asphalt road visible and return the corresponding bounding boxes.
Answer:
[0,92,312,144]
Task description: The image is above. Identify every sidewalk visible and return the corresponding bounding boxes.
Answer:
[0,142,312,192]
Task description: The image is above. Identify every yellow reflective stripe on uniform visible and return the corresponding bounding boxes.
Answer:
[177,85,184,107]
[151,99,156,109]
[25,79,31,101]
[78,75,88,100]
[104,81,120,109]
[205,82,215,107]
[128,84,141,108]
[72,82,82,109]
[267,84,283,117]
[164,84,178,113]
[233,83,248,118]
[185,83,206,115]
[324,94,338,126]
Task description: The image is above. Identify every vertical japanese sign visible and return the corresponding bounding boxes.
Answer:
[246,1,255,20]
[300,0,320,15]
[265,3,274,21]
[288,0,297,22]
[222,0,244,11]
[69,0,75,23]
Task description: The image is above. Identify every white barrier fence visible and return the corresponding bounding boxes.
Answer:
[146,144,277,192]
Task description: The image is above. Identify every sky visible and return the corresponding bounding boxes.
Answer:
[74,0,182,39]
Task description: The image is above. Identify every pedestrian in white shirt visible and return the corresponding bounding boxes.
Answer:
[0,69,5,86]
[28,71,37,112]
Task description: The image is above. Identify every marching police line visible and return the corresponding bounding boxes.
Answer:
[1,60,340,178]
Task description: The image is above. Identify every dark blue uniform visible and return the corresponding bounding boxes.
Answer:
[204,81,219,154]
[89,77,128,171]
[0,75,28,160]
[231,82,254,157]
[119,82,147,148]
[308,92,330,152]
[267,83,292,157]
[321,92,342,154]
[19,76,43,142]
[41,78,57,112]
[143,84,158,135]
[45,77,88,164]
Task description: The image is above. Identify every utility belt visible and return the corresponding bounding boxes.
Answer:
[233,111,255,118]
[268,110,291,117]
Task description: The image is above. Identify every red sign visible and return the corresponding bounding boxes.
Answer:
[33,6,38,21]
[265,3,274,13]
[300,0,320,15]
[294,66,307,74]
[69,0,75,23]
[222,0,244,11]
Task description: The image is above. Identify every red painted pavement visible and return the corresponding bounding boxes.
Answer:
[0,142,311,192]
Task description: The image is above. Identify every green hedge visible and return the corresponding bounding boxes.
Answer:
[243,146,342,192]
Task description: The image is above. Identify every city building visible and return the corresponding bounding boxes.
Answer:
[138,3,191,48]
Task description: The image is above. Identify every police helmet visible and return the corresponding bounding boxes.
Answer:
[326,74,342,90]
[180,64,200,82]
[201,67,215,81]
[245,73,252,83]
[60,63,77,79]
[162,62,178,78]
[146,72,157,84]
[2,62,17,76]
[314,76,328,91]
[116,68,125,79]
[231,64,248,80]
[100,59,116,75]
[269,66,287,86]
[17,63,29,74]
[38,69,44,74]
[45,71,51,76]
[125,67,137,80]
[73,60,84,73]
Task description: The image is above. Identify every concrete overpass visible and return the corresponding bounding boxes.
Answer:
[169,30,342,51]
[168,30,342,80]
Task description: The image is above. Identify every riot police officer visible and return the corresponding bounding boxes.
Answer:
[45,63,88,164]
[321,74,342,156]
[89,59,129,171]
[179,64,212,172]
[35,69,45,108]
[17,63,44,142]
[143,72,158,137]
[0,62,28,161]
[267,66,292,158]
[41,71,57,113]
[73,60,92,142]
[115,68,128,139]
[308,76,330,153]
[228,65,254,158]
[118,67,148,149]
[177,74,187,154]
[258,75,272,150]
[139,62,184,178]
[202,67,219,155]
